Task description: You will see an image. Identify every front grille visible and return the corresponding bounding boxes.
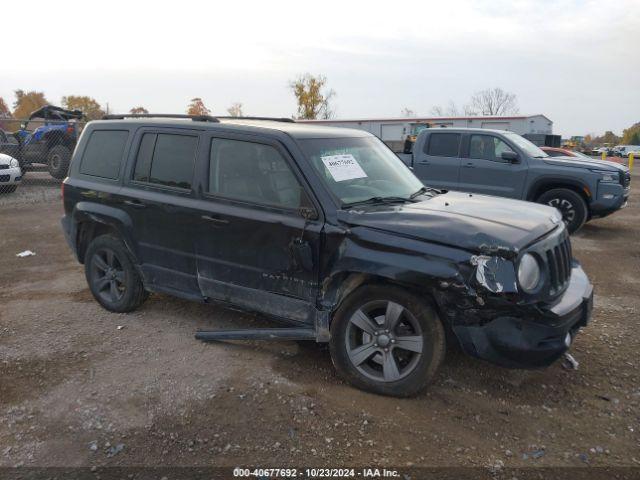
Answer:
[0,174,9,182]
[0,165,8,170]
[545,235,572,295]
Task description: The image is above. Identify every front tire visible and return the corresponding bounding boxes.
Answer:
[537,188,588,234]
[329,285,445,397]
[84,235,147,313]
[47,145,71,179]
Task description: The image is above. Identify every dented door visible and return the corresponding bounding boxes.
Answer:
[193,134,322,324]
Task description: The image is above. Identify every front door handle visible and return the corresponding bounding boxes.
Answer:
[463,162,475,168]
[123,199,146,209]
[417,160,430,165]
[201,215,230,225]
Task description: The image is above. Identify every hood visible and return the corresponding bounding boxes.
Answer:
[337,191,562,254]
[544,156,628,173]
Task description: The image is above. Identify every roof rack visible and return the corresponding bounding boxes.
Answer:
[102,113,220,123]
[217,116,295,123]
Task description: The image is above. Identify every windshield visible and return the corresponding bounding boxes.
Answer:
[503,132,548,158]
[299,136,424,206]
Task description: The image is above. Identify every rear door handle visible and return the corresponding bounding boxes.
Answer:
[201,214,230,225]
[123,199,146,209]
[463,162,475,168]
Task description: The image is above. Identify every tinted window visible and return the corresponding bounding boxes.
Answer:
[133,133,197,189]
[469,135,515,162]
[426,133,460,157]
[209,138,304,209]
[545,150,565,157]
[80,130,129,179]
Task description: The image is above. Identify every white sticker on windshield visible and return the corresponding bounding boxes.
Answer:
[321,154,367,182]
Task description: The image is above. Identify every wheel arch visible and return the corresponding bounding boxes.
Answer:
[526,177,591,204]
[321,270,445,325]
[72,203,138,264]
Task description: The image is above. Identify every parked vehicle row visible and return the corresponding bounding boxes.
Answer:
[61,115,594,396]
[410,128,631,233]
[0,105,83,180]
[0,152,22,193]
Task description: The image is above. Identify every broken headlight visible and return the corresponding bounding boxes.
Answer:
[517,253,541,293]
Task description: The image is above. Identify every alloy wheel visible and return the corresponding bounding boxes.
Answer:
[90,248,126,303]
[548,198,576,224]
[345,300,423,382]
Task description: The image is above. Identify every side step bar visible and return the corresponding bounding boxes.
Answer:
[195,327,317,342]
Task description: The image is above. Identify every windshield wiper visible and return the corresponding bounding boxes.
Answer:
[342,196,413,208]
[409,186,443,199]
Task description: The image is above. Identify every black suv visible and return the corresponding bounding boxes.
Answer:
[61,115,593,396]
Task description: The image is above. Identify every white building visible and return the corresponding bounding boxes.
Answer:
[300,114,554,151]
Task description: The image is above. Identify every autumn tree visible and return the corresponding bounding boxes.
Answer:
[289,73,335,120]
[0,97,12,130]
[227,102,244,117]
[469,87,519,116]
[61,95,104,120]
[129,106,149,114]
[187,98,211,116]
[0,97,11,118]
[13,90,48,119]
[622,122,640,144]
[591,130,621,146]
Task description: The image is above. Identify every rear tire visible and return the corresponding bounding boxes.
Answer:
[47,145,71,179]
[329,285,445,397]
[536,188,588,234]
[84,235,147,313]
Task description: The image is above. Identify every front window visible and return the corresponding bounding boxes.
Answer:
[469,135,515,162]
[299,136,424,206]
[503,132,548,158]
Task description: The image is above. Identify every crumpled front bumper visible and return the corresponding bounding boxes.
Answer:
[452,264,593,368]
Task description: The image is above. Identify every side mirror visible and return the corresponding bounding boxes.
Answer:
[501,151,519,163]
[299,206,318,221]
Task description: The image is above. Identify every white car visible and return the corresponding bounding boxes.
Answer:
[0,153,22,193]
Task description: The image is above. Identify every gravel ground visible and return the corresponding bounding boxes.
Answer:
[0,173,638,474]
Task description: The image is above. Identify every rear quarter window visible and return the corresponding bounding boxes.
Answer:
[79,130,129,179]
[425,133,461,157]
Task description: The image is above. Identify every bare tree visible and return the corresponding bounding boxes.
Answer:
[227,102,244,117]
[469,87,519,116]
[401,107,416,117]
[289,73,335,120]
[430,100,462,117]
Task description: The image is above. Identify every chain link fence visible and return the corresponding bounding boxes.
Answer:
[0,116,87,205]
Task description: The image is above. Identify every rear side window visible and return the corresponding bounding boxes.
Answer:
[80,130,129,179]
[133,133,198,189]
[426,133,461,157]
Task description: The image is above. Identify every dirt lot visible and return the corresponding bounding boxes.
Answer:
[0,173,639,473]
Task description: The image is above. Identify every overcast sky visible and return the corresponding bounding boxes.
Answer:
[2,0,638,137]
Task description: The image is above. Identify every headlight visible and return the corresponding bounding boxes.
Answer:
[591,169,617,182]
[517,253,541,293]
[9,158,19,168]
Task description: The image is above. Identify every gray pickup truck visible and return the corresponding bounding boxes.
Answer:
[411,128,631,233]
